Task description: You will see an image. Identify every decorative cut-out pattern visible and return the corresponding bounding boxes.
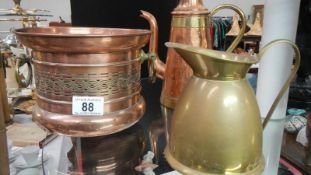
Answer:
[35,69,141,97]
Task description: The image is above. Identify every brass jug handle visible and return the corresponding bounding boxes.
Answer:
[259,39,301,129]
[209,4,247,53]
[15,55,32,88]
[140,10,158,83]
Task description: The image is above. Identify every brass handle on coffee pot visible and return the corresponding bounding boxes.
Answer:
[140,10,159,83]
[209,4,247,53]
[15,55,32,88]
[259,39,301,129]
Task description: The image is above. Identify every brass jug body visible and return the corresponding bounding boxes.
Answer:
[145,0,247,109]
[166,77,265,174]
[15,11,158,137]
[164,40,300,174]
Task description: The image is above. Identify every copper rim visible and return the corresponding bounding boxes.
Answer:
[15,27,151,37]
[15,27,151,53]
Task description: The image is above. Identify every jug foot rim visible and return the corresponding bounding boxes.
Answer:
[164,147,265,175]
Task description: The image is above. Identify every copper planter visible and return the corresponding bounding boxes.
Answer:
[15,12,157,137]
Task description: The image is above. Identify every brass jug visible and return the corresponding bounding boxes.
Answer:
[164,39,300,174]
[143,0,247,109]
[14,11,158,137]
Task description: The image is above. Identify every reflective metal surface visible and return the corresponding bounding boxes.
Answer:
[1,30,33,88]
[0,0,50,16]
[147,0,247,109]
[15,27,151,53]
[14,53,33,88]
[15,12,159,137]
[164,40,300,174]
[68,124,146,174]
[53,80,173,175]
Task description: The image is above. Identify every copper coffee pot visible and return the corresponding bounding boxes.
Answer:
[143,0,247,108]
[15,11,158,137]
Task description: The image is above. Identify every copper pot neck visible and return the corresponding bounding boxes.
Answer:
[172,0,209,15]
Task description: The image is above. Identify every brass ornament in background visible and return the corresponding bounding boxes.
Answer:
[15,11,159,137]
[0,0,51,28]
[226,14,240,36]
[0,17,48,28]
[15,54,33,88]
[245,12,262,36]
[1,34,33,89]
[0,0,50,15]
[164,39,300,174]
[144,0,247,109]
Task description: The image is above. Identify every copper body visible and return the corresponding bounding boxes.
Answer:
[15,17,157,137]
[144,0,246,108]
[160,27,207,108]
[157,0,209,108]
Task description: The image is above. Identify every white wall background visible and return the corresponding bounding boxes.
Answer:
[0,0,71,39]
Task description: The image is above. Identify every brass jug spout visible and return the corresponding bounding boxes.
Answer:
[165,42,258,80]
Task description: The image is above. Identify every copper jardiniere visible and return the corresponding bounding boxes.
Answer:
[15,11,158,137]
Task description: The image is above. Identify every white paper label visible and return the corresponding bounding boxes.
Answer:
[72,96,104,116]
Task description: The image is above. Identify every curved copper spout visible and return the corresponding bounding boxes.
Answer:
[140,10,165,79]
